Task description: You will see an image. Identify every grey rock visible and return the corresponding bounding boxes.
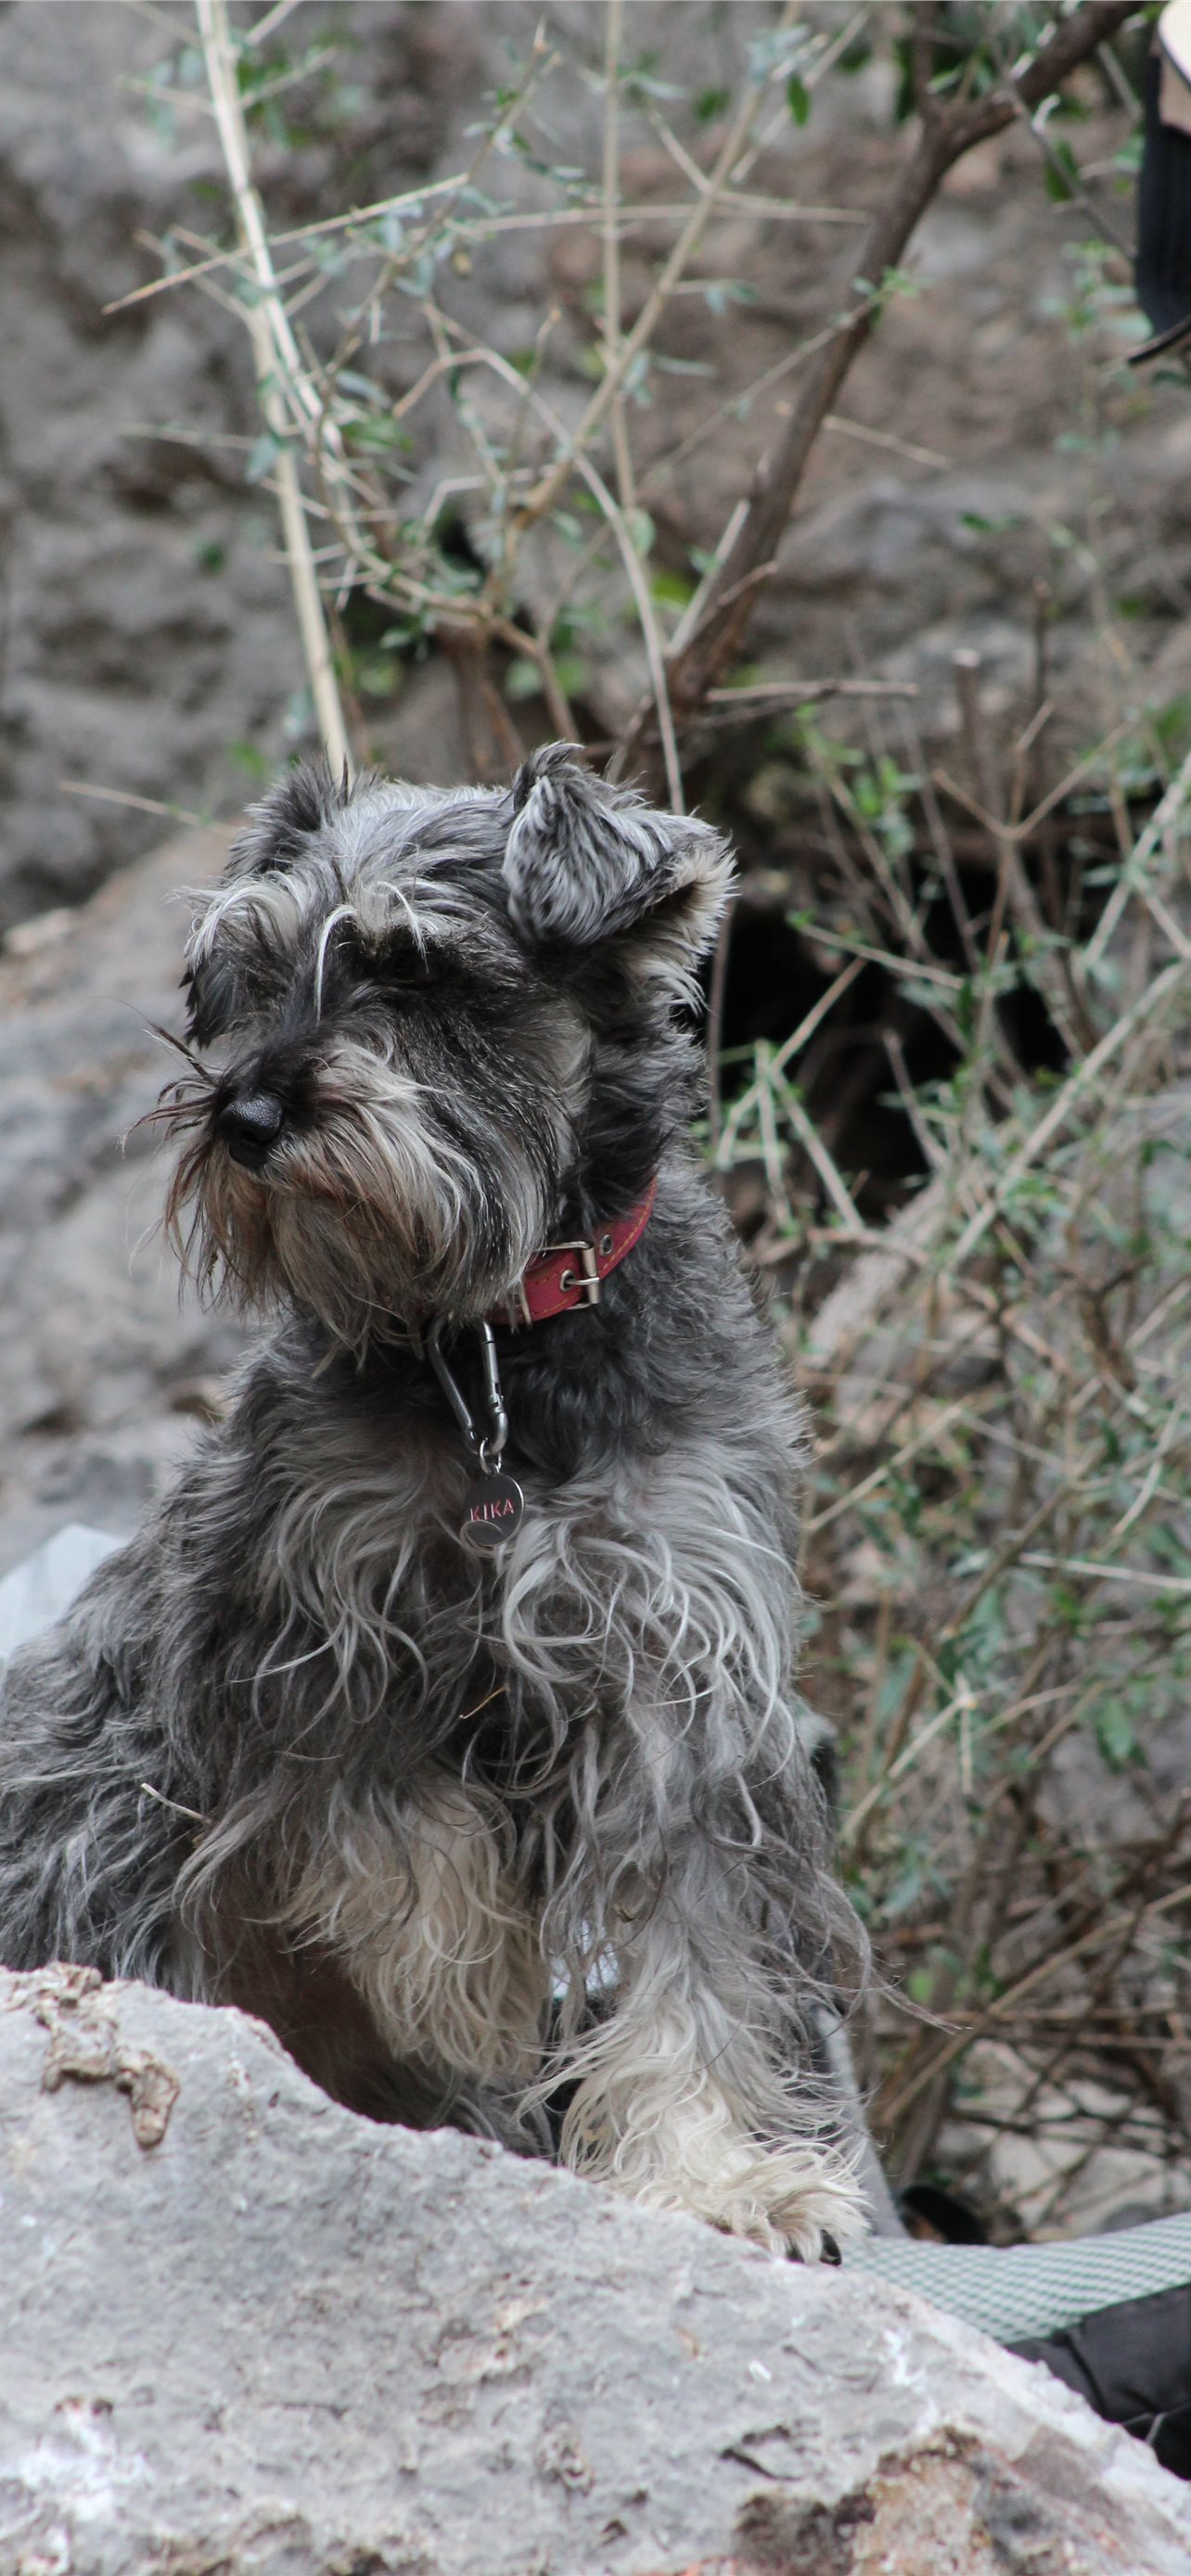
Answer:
[0,821,246,1567]
[0,0,464,927]
[2,1964,1189,2576]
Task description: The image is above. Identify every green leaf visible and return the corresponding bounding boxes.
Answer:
[787,72,810,125]
[703,280,759,315]
[352,653,401,700]
[1044,138,1082,204]
[506,657,544,703]
[650,567,695,610]
[337,369,386,405]
[245,432,280,485]
[1094,1700,1137,1771]
[960,510,1021,537]
[877,1648,918,1730]
[347,415,415,456]
[695,85,729,122]
[379,618,427,655]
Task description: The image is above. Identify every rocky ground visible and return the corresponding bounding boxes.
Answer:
[3,1961,1190,2576]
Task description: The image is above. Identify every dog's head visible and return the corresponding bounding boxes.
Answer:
[160,746,732,1347]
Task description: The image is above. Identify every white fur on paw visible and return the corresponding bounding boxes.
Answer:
[575,2121,864,2261]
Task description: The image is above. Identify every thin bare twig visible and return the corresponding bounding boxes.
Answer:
[195,0,350,772]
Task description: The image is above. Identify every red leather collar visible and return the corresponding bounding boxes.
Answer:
[492,1178,657,1326]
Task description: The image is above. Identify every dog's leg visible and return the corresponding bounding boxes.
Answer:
[550,1858,864,2260]
[504,1448,865,2256]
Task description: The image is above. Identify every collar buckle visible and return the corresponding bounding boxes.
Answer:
[550,1237,602,1307]
[492,1176,656,1329]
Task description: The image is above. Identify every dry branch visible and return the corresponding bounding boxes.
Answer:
[195,0,351,776]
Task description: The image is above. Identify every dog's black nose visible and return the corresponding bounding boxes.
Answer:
[216,1090,287,1167]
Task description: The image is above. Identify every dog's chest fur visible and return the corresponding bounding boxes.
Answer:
[165,1166,803,1830]
[130,1162,809,2104]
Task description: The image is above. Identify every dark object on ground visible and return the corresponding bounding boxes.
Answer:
[1014,2283,1191,2480]
[900,2180,990,2243]
[1132,19,1191,361]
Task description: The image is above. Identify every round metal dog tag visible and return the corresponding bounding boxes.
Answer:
[460,1470,524,1554]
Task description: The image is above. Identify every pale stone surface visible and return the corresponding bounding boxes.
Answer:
[1,1963,1189,2576]
[0,821,240,1567]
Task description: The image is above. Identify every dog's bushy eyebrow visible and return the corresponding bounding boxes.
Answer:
[329,913,454,980]
[182,951,241,1047]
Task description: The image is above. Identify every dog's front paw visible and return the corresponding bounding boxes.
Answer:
[632,2138,864,2263]
[569,2110,864,2261]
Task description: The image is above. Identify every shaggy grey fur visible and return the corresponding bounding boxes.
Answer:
[0,748,867,2255]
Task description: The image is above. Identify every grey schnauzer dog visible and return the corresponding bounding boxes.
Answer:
[0,746,868,2256]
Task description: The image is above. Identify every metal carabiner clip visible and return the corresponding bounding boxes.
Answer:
[426,1320,524,1555]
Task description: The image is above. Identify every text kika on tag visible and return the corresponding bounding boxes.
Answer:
[459,1468,525,1554]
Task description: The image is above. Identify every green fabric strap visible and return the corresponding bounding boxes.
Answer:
[843,2211,1191,2345]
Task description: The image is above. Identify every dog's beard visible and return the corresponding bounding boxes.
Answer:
[163,1044,558,1349]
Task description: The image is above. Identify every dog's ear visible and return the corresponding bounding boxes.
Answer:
[503,745,732,994]
[228,758,352,877]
